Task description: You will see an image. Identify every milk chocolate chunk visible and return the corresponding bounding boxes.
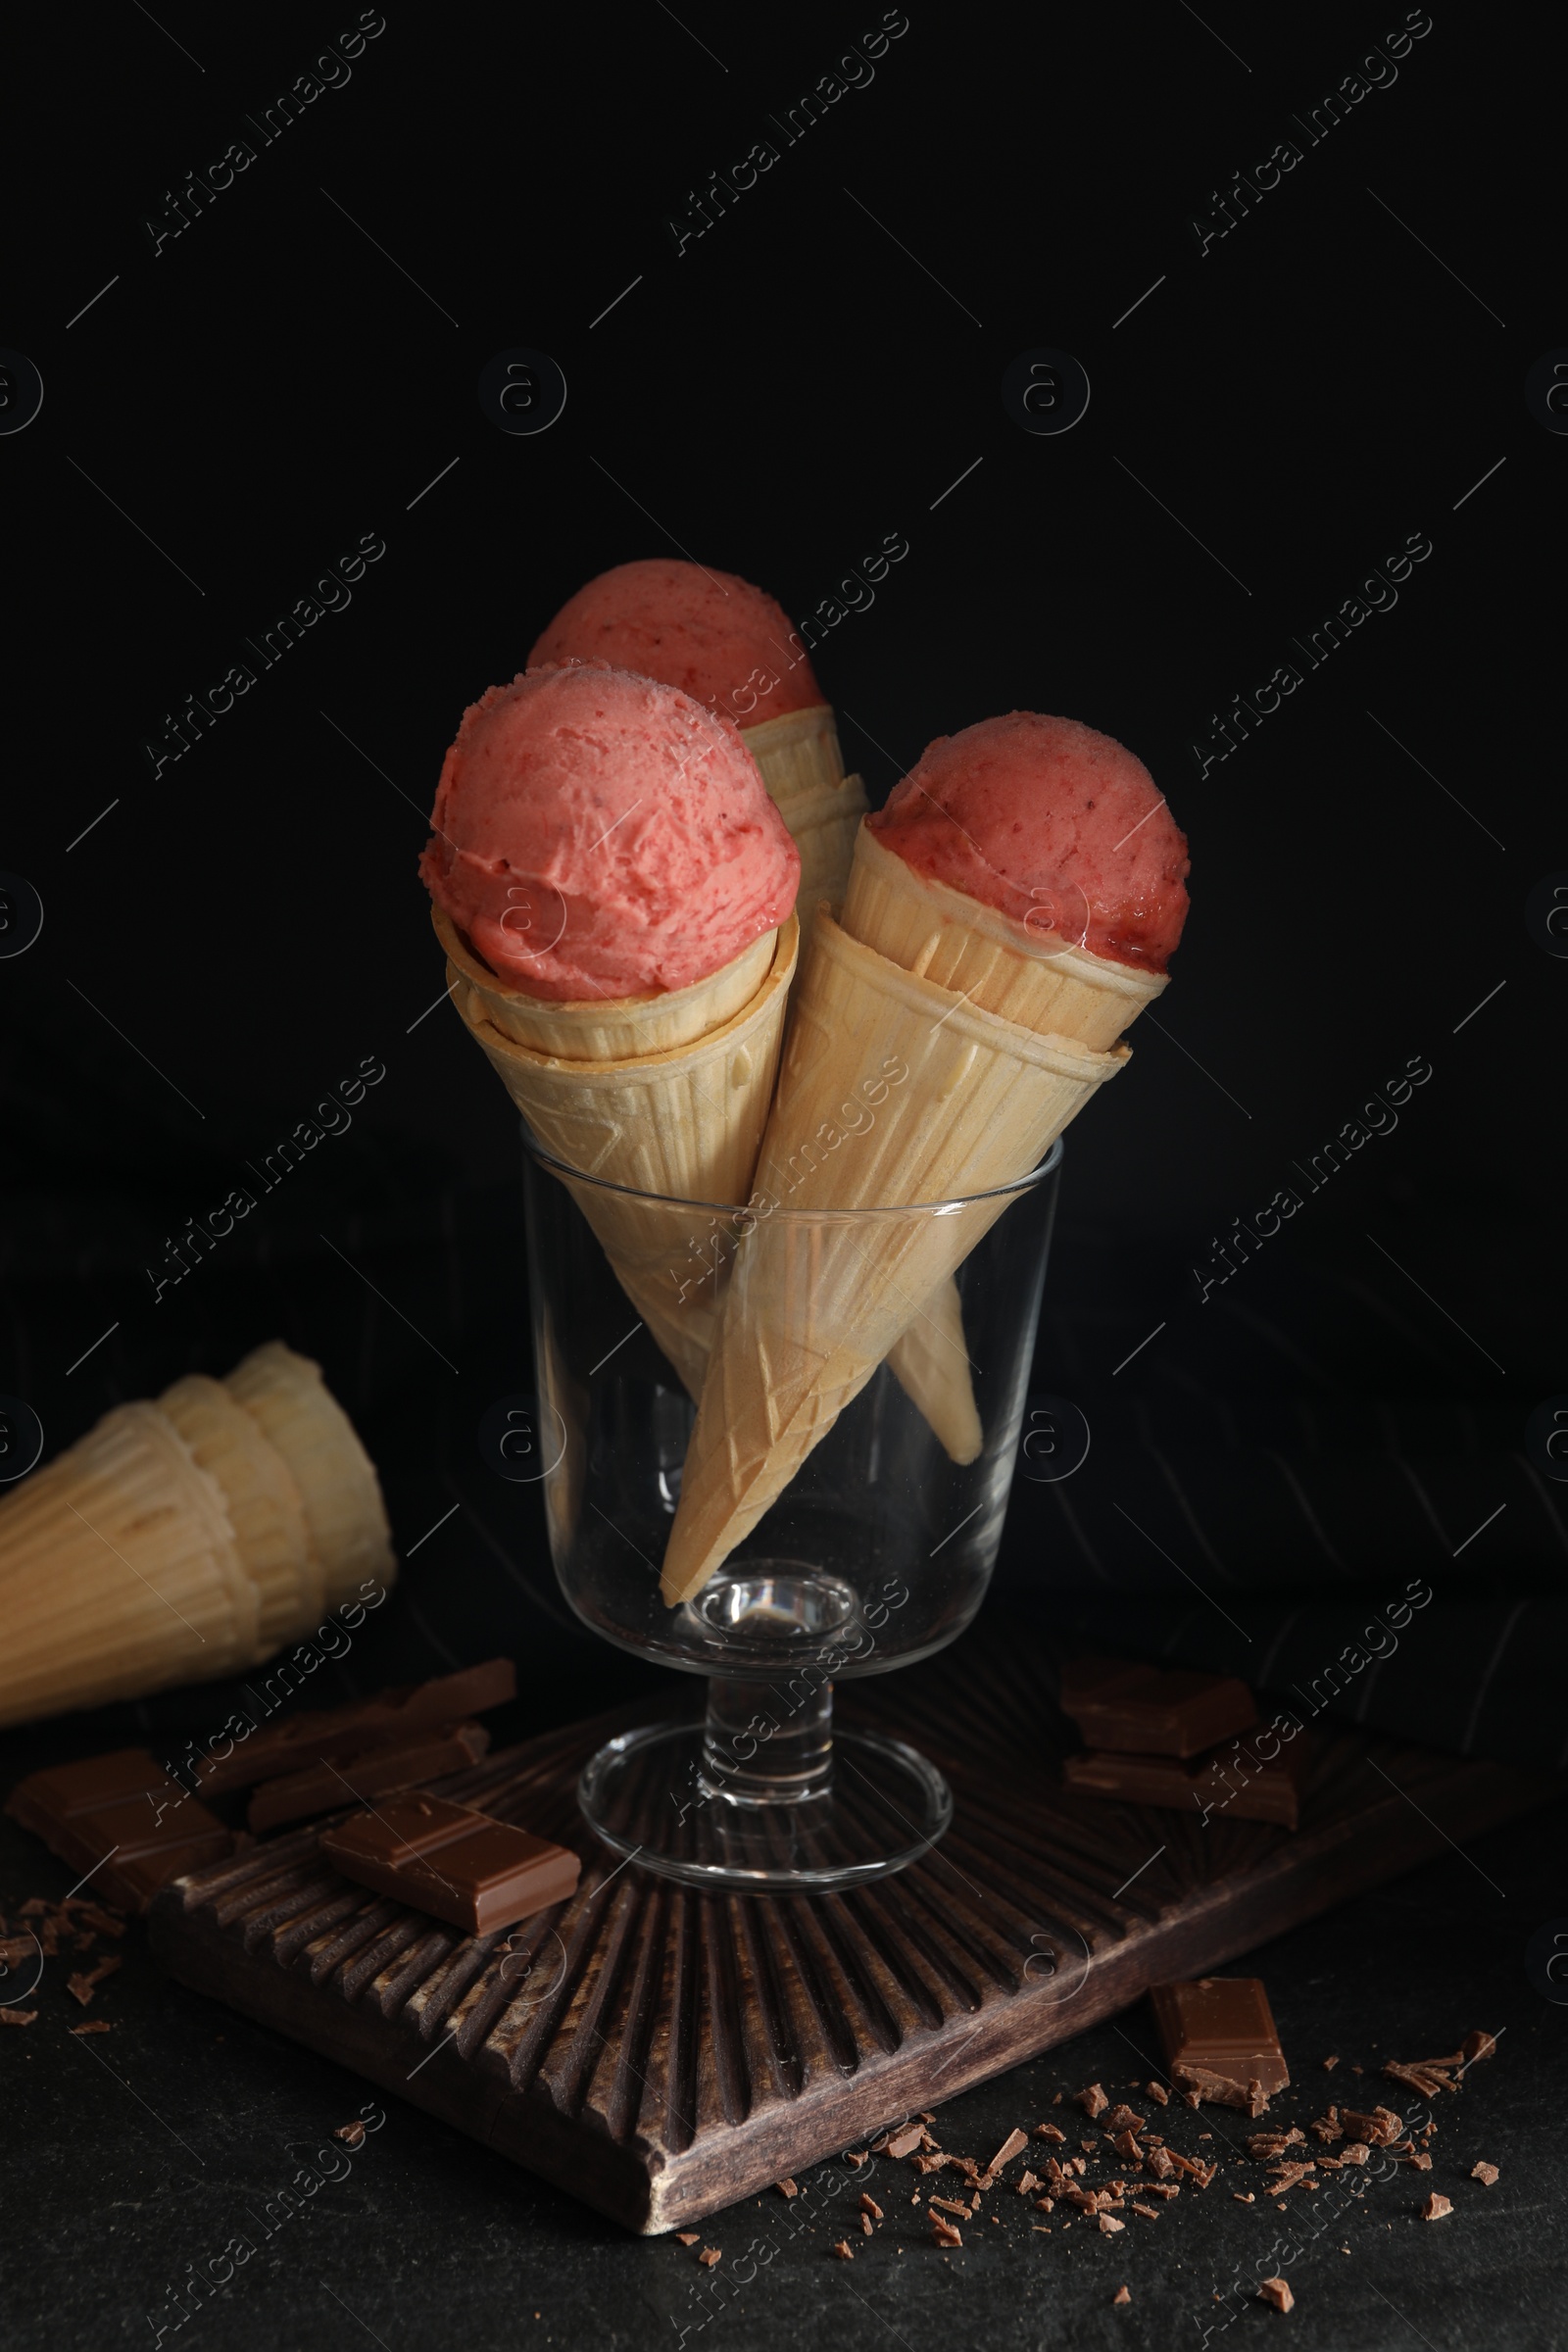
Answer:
[195,1659,516,1793]
[318,1792,579,1934]
[1151,1977,1290,2097]
[1059,1657,1257,1758]
[245,1722,491,1832]
[1062,1736,1305,1827]
[6,1748,230,1912]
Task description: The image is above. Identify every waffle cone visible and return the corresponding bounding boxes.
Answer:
[449,922,798,1398]
[660,910,1126,1602]
[433,905,775,1060]
[0,1402,258,1725]
[159,1373,319,1646]
[741,706,868,912]
[224,1344,395,1613]
[842,821,1166,1048]
[847,821,1167,1459]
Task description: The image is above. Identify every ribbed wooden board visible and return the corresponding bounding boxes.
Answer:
[146,1628,1552,2232]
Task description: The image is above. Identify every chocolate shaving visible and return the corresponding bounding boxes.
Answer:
[1248,2131,1307,2159]
[1131,2200,1162,2219]
[1265,2163,1315,2194]
[70,2021,112,2034]
[0,2007,38,2027]
[928,2197,969,2220]
[859,2193,883,2220]
[931,2218,962,2247]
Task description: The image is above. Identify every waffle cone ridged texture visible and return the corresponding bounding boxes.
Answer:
[660,908,1127,1603]
[159,1372,321,1640]
[446,921,799,1400]
[223,1343,396,1613]
[844,821,1167,1459]
[741,706,868,914]
[0,1402,259,1725]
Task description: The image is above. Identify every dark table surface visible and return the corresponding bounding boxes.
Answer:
[4,1771,1562,2352]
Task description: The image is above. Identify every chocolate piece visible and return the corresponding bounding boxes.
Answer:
[1257,2277,1295,2313]
[675,2231,700,2246]
[318,1793,579,1935]
[245,1722,492,1831]
[698,2245,721,2266]
[1113,2284,1131,2303]
[775,2179,799,2198]
[1461,2029,1497,2066]
[1422,2192,1452,2221]
[883,2123,923,2159]
[1151,1978,1290,2098]
[0,2007,38,2027]
[1074,2082,1108,2117]
[930,2217,962,2246]
[859,2193,883,2220]
[1063,1735,1305,1827]
[988,2128,1029,2172]
[1472,2160,1498,2185]
[1059,1657,1257,1758]
[1342,2104,1401,2146]
[195,1660,515,1793]
[7,1747,231,1913]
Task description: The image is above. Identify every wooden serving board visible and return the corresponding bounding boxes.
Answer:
[146,1627,1553,2233]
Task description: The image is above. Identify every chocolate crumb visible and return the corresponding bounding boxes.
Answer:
[1461,2030,1498,2067]
[846,2149,866,2167]
[1407,2153,1432,2172]
[1423,2194,1452,2221]
[1323,2055,1339,2071]
[1113,2285,1131,2304]
[1146,2082,1169,2105]
[1257,2277,1295,2313]
[1103,2105,1146,2133]
[70,2021,112,2034]
[1233,2193,1255,2205]
[333,2122,368,2148]
[1016,2172,1041,2195]
[1034,2122,1067,2142]
[1472,2161,1498,2185]
[775,2179,799,2198]
[1075,2082,1109,2118]
[859,2213,873,2236]
[698,2246,721,2267]
[1131,2200,1161,2220]
[676,2232,700,2246]
[830,2239,855,2262]
[1052,2091,1063,2105]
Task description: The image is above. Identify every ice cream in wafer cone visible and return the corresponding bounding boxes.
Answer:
[659,909,1128,1602]
[158,1372,319,1646]
[420,661,801,1396]
[224,1344,395,1613]
[0,1401,258,1726]
[661,711,1189,1603]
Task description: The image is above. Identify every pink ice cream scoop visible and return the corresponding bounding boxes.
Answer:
[528,558,824,729]
[867,711,1190,972]
[419,663,800,1001]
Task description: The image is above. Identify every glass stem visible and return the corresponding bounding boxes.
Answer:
[700,1673,834,1807]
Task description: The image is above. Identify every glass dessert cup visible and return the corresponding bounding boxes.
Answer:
[520,1132,1063,1892]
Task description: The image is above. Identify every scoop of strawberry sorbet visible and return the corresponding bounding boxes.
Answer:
[867,711,1189,972]
[419,662,800,1001]
[528,557,822,728]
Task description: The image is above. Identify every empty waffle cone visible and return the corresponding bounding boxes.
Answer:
[447,920,799,1399]
[0,1402,259,1726]
[224,1343,396,1613]
[660,910,1126,1604]
[159,1373,321,1647]
[847,820,1167,1460]
[741,706,868,913]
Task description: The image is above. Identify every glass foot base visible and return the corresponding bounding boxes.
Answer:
[578,1721,953,1892]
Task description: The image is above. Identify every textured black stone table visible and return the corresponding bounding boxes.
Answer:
[3,1783,1562,2352]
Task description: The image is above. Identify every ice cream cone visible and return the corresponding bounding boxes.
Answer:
[223,1343,396,1613]
[660,908,1127,1602]
[843,819,1167,1047]
[0,1402,259,1726]
[848,819,1167,1455]
[158,1373,320,1647]
[444,917,799,1398]
[741,706,867,910]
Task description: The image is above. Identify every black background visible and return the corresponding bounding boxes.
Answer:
[2,3,1562,2345]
